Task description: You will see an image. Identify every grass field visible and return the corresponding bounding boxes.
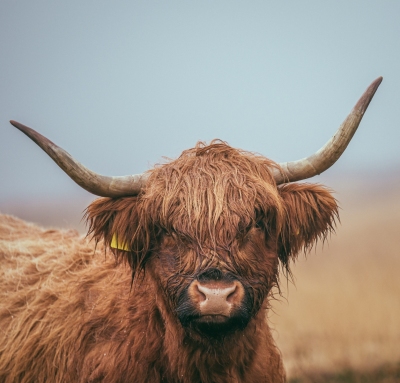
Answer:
[288,363,400,383]
[1,174,399,381]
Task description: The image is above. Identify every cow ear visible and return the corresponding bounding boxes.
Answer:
[85,197,148,276]
[277,183,339,267]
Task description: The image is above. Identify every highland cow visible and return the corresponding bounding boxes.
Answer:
[0,77,382,383]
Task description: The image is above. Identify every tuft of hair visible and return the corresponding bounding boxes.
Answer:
[86,141,285,277]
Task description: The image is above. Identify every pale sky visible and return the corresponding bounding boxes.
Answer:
[1,1,399,201]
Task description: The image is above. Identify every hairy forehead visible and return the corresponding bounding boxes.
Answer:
[139,142,284,247]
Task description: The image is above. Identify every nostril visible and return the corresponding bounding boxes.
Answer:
[226,285,237,303]
[195,284,207,302]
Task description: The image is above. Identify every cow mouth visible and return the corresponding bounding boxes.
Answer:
[194,314,229,323]
[196,315,249,337]
[180,312,250,338]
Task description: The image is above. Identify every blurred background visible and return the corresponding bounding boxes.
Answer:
[1,1,399,381]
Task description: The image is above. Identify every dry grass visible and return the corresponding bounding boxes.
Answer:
[288,363,400,383]
[271,179,400,380]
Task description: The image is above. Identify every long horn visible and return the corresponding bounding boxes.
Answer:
[9,120,147,197]
[273,76,383,184]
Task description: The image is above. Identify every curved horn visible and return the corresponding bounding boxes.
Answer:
[273,76,383,184]
[9,120,147,197]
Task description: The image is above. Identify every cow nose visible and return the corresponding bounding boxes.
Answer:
[189,279,244,317]
[197,283,237,303]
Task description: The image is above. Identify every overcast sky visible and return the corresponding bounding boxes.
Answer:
[1,1,399,203]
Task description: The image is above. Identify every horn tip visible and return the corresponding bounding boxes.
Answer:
[355,76,383,115]
[9,120,27,130]
[370,76,383,90]
[9,120,22,130]
[9,120,30,134]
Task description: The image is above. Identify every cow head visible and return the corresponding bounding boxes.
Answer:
[84,142,338,338]
[9,77,381,339]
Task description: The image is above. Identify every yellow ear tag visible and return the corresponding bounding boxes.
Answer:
[111,233,130,251]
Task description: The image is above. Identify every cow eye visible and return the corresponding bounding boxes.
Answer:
[161,230,186,246]
[161,227,175,238]
[160,229,174,242]
[255,220,264,230]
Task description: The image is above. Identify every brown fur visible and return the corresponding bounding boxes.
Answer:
[0,141,338,382]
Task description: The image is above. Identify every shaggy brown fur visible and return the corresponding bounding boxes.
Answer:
[0,141,338,382]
